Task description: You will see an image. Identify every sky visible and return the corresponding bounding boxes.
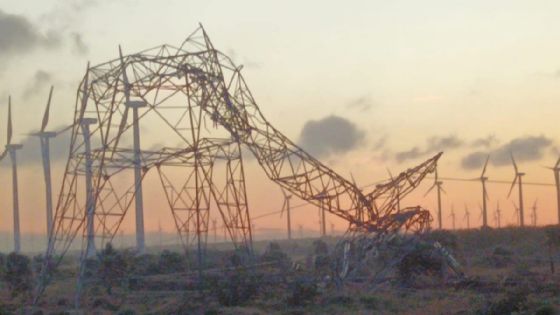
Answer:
[1,0,560,251]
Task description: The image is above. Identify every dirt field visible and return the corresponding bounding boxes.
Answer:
[2,226,560,314]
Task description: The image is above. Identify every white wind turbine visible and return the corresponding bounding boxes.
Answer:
[32,86,73,248]
[477,155,490,228]
[0,97,23,253]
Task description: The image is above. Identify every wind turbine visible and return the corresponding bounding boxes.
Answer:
[545,157,560,224]
[511,201,520,226]
[0,97,23,253]
[449,204,456,230]
[425,168,445,229]
[477,155,490,228]
[279,188,293,240]
[116,46,148,253]
[507,153,525,227]
[463,204,470,229]
[32,86,71,247]
[494,201,501,228]
[530,199,538,227]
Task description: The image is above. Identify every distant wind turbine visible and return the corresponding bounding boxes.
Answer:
[463,204,470,229]
[449,204,456,230]
[511,201,520,226]
[494,201,501,228]
[279,188,293,240]
[476,155,490,228]
[425,167,445,229]
[530,199,538,227]
[0,97,23,253]
[545,157,560,224]
[507,153,525,227]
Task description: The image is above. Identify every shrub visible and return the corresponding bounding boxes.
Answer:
[422,230,458,251]
[261,242,291,270]
[97,243,129,295]
[209,270,258,306]
[4,252,33,297]
[287,277,318,306]
[159,250,185,273]
[397,243,444,285]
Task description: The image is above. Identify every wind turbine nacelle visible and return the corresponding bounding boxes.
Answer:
[80,118,98,126]
[125,100,147,108]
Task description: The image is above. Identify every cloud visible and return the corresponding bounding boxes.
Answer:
[471,135,499,148]
[71,32,88,55]
[395,147,423,163]
[394,135,463,163]
[347,95,373,112]
[0,126,71,167]
[426,135,463,152]
[460,135,553,169]
[22,70,53,100]
[461,151,489,170]
[0,9,61,57]
[298,115,364,157]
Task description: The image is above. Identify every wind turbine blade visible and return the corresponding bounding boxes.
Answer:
[440,186,447,195]
[385,168,394,181]
[0,149,7,161]
[41,86,54,132]
[7,96,12,145]
[481,155,490,177]
[56,124,74,135]
[510,152,518,173]
[507,176,518,198]
[424,184,436,197]
[484,189,490,201]
[112,46,131,154]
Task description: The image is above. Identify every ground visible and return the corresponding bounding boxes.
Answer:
[1,227,560,314]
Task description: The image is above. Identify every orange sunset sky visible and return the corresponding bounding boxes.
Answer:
[1,1,560,252]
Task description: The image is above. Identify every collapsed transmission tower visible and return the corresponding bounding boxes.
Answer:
[35,24,441,304]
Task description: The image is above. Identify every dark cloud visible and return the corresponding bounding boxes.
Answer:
[395,147,423,163]
[0,126,70,167]
[460,135,553,169]
[461,151,489,170]
[472,135,499,148]
[298,115,364,157]
[0,10,61,57]
[71,32,88,55]
[347,95,373,112]
[22,70,53,100]
[426,135,463,152]
[395,135,463,163]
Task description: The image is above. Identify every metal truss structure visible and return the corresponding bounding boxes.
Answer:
[35,24,441,303]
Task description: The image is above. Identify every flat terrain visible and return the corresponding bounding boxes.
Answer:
[2,227,560,314]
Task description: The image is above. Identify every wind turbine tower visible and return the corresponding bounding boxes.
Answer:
[0,97,23,253]
[280,189,293,240]
[425,168,445,229]
[118,46,147,253]
[495,201,501,228]
[81,117,98,258]
[507,154,525,227]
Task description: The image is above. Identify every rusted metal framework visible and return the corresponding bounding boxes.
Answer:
[35,24,440,303]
